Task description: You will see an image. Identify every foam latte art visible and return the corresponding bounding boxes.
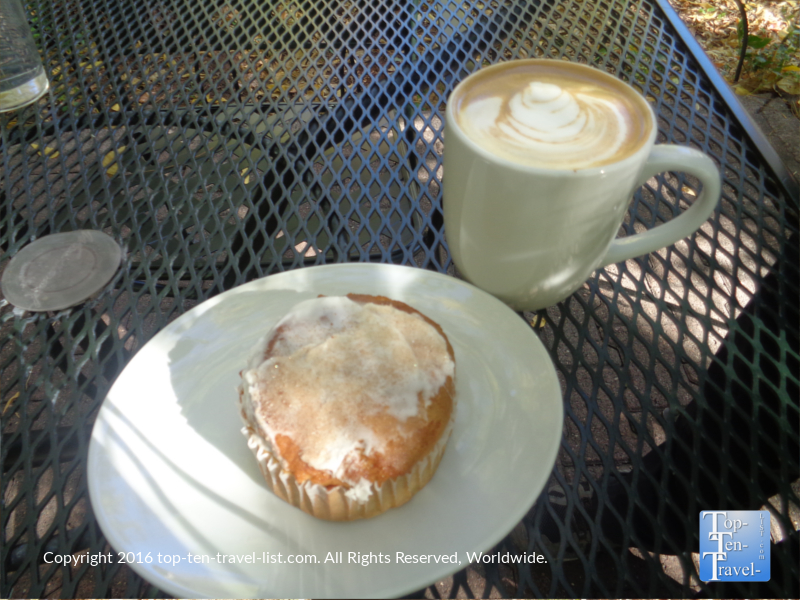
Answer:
[454,63,651,169]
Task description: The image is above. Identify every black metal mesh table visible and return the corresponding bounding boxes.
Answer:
[2,0,798,596]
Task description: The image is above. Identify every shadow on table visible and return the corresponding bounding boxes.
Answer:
[165,287,309,489]
[98,401,296,554]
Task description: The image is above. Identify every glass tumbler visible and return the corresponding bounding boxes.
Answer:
[0,0,48,112]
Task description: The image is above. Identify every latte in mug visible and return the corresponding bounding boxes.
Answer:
[444,59,721,311]
[452,61,653,170]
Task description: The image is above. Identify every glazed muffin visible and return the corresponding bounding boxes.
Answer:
[238,294,456,520]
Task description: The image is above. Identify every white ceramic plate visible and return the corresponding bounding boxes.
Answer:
[87,264,563,599]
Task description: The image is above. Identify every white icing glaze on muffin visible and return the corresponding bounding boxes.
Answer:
[240,296,455,490]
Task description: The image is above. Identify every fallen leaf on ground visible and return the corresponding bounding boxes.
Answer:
[777,76,800,94]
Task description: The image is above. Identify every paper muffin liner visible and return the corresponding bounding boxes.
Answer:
[240,417,453,521]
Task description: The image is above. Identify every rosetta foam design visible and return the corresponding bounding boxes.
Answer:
[463,82,627,168]
[454,63,650,169]
[505,82,585,139]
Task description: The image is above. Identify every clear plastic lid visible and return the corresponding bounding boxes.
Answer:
[1,230,122,311]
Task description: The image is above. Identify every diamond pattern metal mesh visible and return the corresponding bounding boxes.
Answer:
[1,0,798,596]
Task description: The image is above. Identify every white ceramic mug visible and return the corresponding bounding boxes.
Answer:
[443,59,721,311]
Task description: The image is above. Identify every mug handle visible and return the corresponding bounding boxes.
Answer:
[600,145,721,268]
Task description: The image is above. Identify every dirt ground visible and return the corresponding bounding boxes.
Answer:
[668,0,800,189]
[738,91,800,185]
